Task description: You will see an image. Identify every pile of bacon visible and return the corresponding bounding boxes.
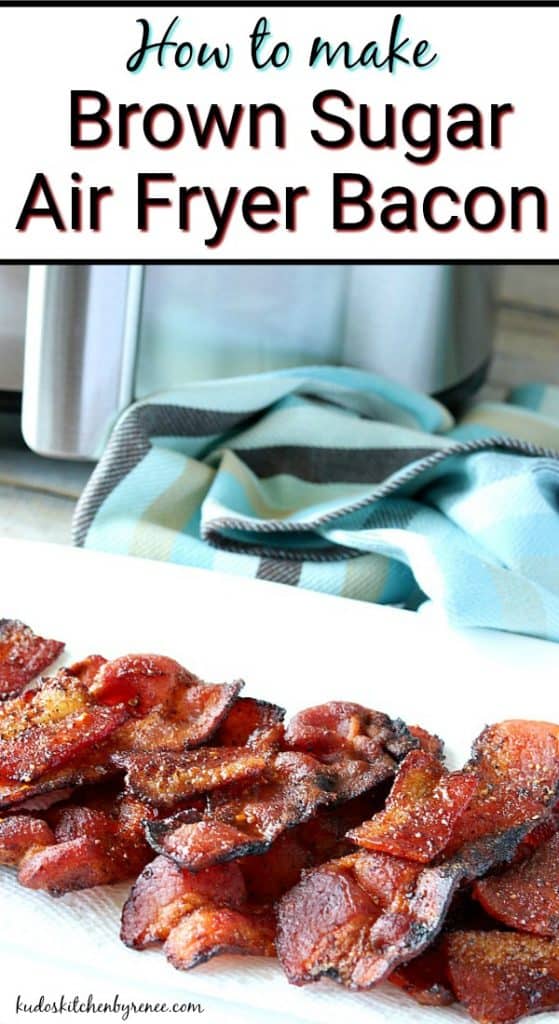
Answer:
[2,618,559,1024]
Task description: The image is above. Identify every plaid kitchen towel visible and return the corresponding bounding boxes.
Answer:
[73,366,559,642]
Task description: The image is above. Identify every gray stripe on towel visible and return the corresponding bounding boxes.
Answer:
[235,446,437,484]
[72,402,257,546]
[256,559,303,586]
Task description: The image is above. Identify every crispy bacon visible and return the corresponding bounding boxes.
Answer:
[0,814,55,864]
[213,697,285,750]
[19,797,155,895]
[90,654,197,713]
[66,655,106,687]
[88,653,244,753]
[115,748,269,807]
[277,848,465,988]
[19,834,119,894]
[447,720,559,853]
[293,794,382,867]
[474,831,559,937]
[0,705,129,784]
[446,930,559,1023]
[347,750,478,863]
[164,906,276,970]
[389,944,455,1007]
[0,673,130,784]
[111,684,243,753]
[146,752,338,871]
[408,725,444,760]
[122,852,275,972]
[0,751,117,811]
[285,702,418,764]
[0,619,64,699]
[277,855,378,986]
[121,854,247,949]
[240,832,311,904]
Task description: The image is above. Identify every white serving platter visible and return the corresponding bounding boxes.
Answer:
[1,538,558,1024]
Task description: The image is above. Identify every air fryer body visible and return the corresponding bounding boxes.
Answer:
[21,264,497,459]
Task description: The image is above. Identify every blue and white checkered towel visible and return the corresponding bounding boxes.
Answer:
[73,367,559,642]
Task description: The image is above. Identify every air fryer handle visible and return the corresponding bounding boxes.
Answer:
[22,265,143,459]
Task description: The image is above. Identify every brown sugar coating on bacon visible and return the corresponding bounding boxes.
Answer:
[0,619,64,700]
[164,905,276,970]
[285,702,418,764]
[0,671,130,784]
[213,697,285,750]
[347,750,478,863]
[447,720,559,853]
[121,854,247,949]
[0,668,131,785]
[19,834,120,894]
[89,654,197,713]
[0,751,117,812]
[146,751,339,871]
[115,748,269,808]
[0,814,55,865]
[446,930,559,1024]
[474,831,559,937]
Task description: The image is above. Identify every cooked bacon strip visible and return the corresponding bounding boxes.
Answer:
[0,706,129,785]
[0,699,129,783]
[287,702,425,814]
[19,834,121,894]
[115,748,269,807]
[0,672,90,738]
[389,944,455,1007]
[112,686,243,753]
[351,848,423,908]
[121,855,247,948]
[240,832,311,904]
[122,851,275,972]
[0,814,55,864]
[0,751,117,811]
[474,831,559,936]
[146,752,338,871]
[66,655,106,687]
[285,701,417,764]
[277,848,466,989]
[328,752,398,806]
[447,720,559,853]
[277,854,380,986]
[446,931,559,1024]
[0,670,131,783]
[19,798,155,895]
[347,750,478,862]
[213,696,285,752]
[408,725,444,760]
[0,619,64,699]
[90,654,197,713]
[164,906,276,970]
[278,721,559,990]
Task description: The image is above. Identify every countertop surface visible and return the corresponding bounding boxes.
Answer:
[1,264,558,547]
